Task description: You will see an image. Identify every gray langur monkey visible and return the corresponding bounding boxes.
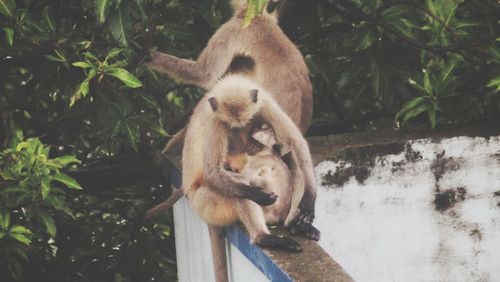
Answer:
[182,76,318,251]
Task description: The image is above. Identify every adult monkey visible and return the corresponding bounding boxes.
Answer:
[145,0,316,227]
[147,0,313,152]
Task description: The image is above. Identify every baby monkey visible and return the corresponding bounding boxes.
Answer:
[225,125,293,226]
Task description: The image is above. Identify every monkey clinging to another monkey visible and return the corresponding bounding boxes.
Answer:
[182,75,319,251]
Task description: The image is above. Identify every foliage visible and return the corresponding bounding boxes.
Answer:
[292,0,500,130]
[0,136,81,279]
[0,0,499,281]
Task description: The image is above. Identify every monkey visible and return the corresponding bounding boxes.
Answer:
[182,75,318,251]
[148,0,313,153]
[225,124,294,225]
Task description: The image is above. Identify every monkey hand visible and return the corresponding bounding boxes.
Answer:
[296,191,316,225]
[239,185,278,206]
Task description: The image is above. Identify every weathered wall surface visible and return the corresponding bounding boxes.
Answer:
[313,133,500,282]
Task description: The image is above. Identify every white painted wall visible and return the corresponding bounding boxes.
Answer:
[174,196,269,282]
[315,136,500,282]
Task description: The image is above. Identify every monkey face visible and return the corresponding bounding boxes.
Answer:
[208,88,260,128]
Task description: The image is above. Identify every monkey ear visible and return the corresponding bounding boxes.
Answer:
[250,89,258,103]
[208,97,218,111]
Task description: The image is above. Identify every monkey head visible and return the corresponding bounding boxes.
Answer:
[207,78,261,128]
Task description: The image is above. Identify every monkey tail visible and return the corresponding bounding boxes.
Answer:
[161,127,187,156]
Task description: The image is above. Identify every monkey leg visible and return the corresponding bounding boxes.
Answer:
[282,158,321,241]
[189,188,239,226]
[236,200,302,253]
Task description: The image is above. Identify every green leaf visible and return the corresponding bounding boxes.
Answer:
[105,67,142,88]
[0,231,5,240]
[109,3,131,46]
[148,124,168,137]
[355,28,378,51]
[0,212,10,230]
[42,7,56,34]
[70,69,97,107]
[95,0,112,24]
[125,123,138,152]
[37,210,56,237]
[53,173,82,190]
[0,0,15,18]
[487,77,500,91]
[242,0,267,28]
[72,61,92,69]
[10,225,31,235]
[9,232,31,245]
[4,27,13,46]
[423,71,432,94]
[105,48,124,61]
[395,96,428,122]
[40,177,50,199]
[51,156,81,167]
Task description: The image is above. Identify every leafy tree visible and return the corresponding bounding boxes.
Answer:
[0,0,499,281]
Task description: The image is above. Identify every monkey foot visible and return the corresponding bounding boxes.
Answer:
[289,221,321,241]
[256,234,302,253]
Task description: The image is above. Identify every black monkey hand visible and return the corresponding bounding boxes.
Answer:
[296,191,316,225]
[240,185,278,206]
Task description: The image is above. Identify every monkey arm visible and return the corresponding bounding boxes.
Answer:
[147,51,211,89]
[202,129,278,206]
[261,97,317,224]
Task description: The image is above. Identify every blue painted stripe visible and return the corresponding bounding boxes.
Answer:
[166,157,292,282]
[224,226,293,282]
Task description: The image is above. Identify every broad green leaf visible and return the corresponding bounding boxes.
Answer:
[0,231,5,239]
[9,233,31,245]
[4,27,13,46]
[83,52,100,64]
[37,210,56,237]
[109,3,131,46]
[95,0,112,24]
[0,0,15,18]
[401,103,428,123]
[242,0,267,28]
[395,96,428,122]
[10,225,31,235]
[355,28,377,51]
[72,61,92,69]
[51,155,81,167]
[105,48,124,61]
[53,173,82,190]
[40,177,50,199]
[105,67,142,88]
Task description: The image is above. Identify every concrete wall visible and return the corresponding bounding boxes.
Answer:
[314,135,500,282]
